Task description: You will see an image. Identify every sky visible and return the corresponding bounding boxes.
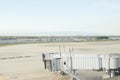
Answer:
[0,0,120,36]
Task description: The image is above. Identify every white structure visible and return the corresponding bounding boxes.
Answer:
[43,53,120,71]
[109,36,120,40]
[66,54,101,70]
[42,53,120,80]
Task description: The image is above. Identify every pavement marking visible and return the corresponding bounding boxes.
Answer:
[0,56,32,60]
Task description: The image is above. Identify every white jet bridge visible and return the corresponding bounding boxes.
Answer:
[42,52,120,80]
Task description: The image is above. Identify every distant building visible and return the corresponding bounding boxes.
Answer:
[109,36,120,40]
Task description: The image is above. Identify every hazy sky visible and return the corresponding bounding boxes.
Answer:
[0,0,120,35]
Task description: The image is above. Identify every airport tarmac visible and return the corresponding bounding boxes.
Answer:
[0,41,120,80]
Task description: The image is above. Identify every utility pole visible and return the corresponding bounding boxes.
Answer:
[59,46,61,58]
[69,48,73,73]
